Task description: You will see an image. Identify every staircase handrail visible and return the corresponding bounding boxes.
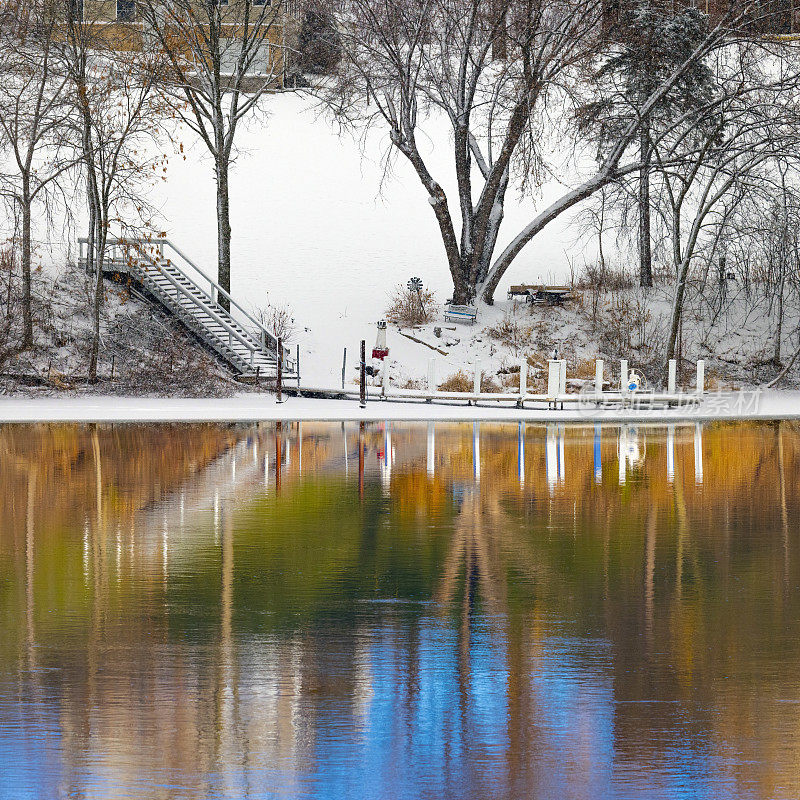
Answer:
[132,249,261,369]
[161,239,275,343]
[79,236,295,371]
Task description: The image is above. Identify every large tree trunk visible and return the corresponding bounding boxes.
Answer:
[20,186,33,348]
[639,123,653,288]
[216,156,232,312]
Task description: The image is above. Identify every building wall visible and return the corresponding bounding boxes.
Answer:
[72,0,298,83]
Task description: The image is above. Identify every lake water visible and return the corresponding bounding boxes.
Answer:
[1,420,799,800]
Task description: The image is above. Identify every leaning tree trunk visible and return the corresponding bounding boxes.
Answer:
[216,156,232,312]
[639,123,653,288]
[666,256,691,363]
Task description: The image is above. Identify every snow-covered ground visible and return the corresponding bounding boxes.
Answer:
[17,91,795,396]
[141,93,587,388]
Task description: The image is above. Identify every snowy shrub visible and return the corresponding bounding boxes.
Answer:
[385,283,438,326]
[255,298,295,343]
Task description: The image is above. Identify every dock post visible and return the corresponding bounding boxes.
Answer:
[360,340,367,408]
[696,359,705,395]
[668,359,677,394]
[518,359,527,408]
[276,337,284,404]
[342,347,347,391]
[473,364,481,404]
[595,359,603,402]
[296,344,301,390]
[620,359,628,393]
[547,360,560,409]
[427,358,436,402]
[382,359,390,398]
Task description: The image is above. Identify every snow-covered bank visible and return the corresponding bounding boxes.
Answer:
[0,390,797,423]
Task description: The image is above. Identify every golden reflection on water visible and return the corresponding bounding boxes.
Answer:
[1,421,800,799]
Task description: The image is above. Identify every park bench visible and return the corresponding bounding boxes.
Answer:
[444,303,478,325]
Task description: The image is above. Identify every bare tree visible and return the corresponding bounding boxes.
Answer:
[648,48,800,366]
[138,0,289,309]
[0,0,75,346]
[324,0,788,305]
[60,3,171,381]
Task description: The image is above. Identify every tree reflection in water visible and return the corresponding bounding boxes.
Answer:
[0,421,799,799]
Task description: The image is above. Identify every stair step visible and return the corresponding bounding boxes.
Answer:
[118,251,288,377]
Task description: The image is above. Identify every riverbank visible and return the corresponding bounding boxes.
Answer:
[0,389,796,423]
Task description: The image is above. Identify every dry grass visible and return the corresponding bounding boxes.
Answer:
[438,370,472,392]
[385,283,438,326]
[484,309,534,354]
[574,262,636,291]
[438,369,502,393]
[572,357,598,380]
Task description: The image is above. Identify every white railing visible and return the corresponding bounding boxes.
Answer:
[321,357,706,409]
[78,236,296,372]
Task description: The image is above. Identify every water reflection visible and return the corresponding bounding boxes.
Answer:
[1,421,800,799]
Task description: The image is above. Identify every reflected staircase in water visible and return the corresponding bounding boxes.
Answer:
[78,237,297,379]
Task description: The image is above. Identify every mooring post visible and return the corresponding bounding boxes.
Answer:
[360,340,367,408]
[342,347,347,391]
[296,344,301,390]
[668,359,677,394]
[276,337,284,404]
[518,359,527,408]
[381,359,389,397]
[595,359,603,401]
[547,360,560,409]
[696,360,705,395]
[427,358,436,402]
[473,364,481,405]
[620,359,629,393]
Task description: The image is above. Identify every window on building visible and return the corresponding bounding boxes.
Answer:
[117,0,135,21]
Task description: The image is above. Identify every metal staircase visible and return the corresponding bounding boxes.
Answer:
[78,237,297,379]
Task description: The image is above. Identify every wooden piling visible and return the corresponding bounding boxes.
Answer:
[276,337,284,404]
[360,340,367,408]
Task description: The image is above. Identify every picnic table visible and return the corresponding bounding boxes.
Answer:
[508,284,572,305]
